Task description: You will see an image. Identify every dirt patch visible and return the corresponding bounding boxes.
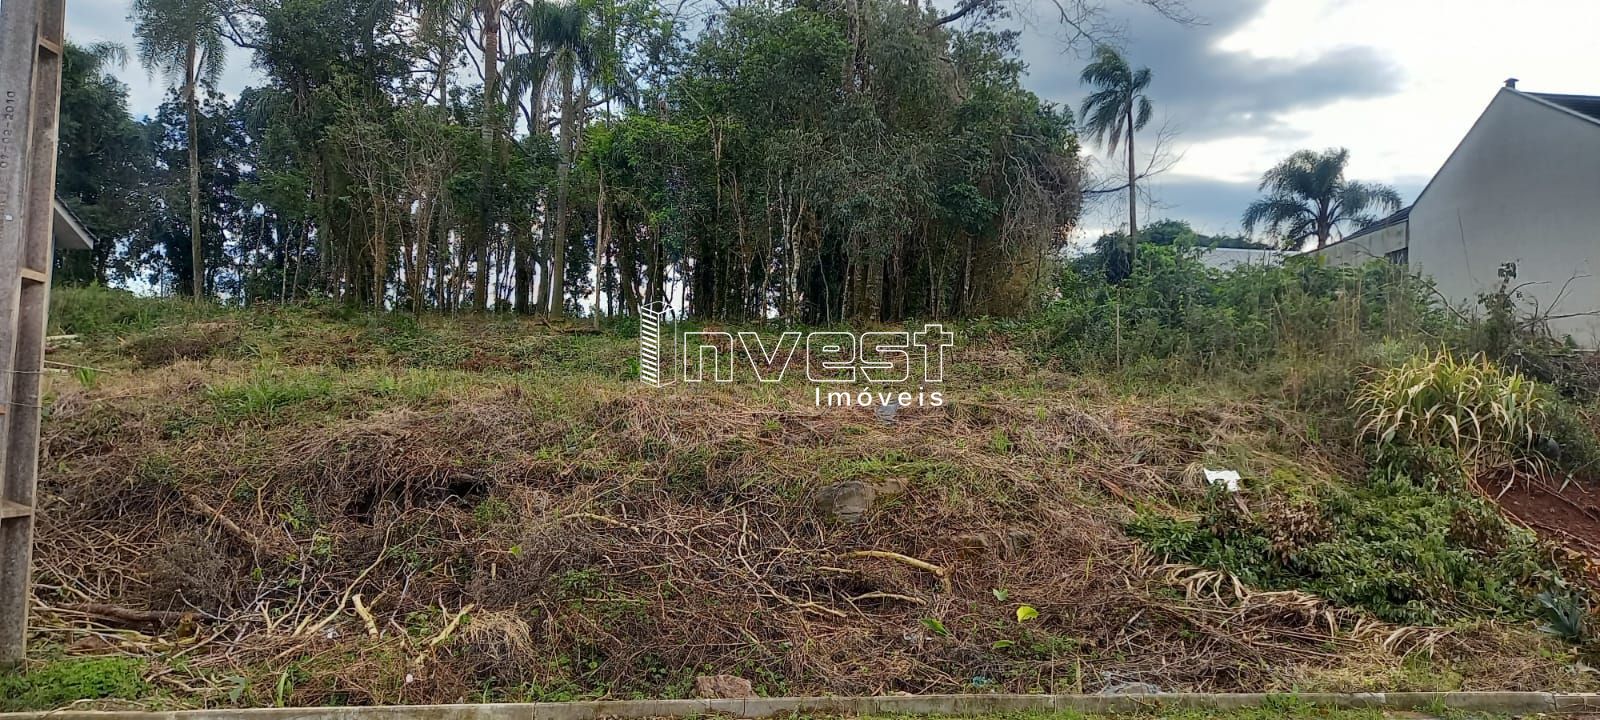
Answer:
[1495,478,1600,585]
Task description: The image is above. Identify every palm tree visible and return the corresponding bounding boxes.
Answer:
[1079,45,1152,280]
[507,0,602,317]
[1243,148,1403,250]
[131,0,225,298]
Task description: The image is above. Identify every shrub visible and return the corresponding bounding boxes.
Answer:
[1037,246,1443,375]
[1353,350,1543,471]
[50,285,223,336]
[1130,469,1562,626]
[1536,396,1600,477]
[0,657,148,711]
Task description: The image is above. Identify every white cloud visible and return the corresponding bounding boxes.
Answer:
[66,0,261,119]
[1041,0,1600,236]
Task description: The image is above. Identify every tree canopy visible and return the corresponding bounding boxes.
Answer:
[1242,148,1403,251]
[55,0,1114,320]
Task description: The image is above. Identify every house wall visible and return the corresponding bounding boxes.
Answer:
[1313,221,1408,268]
[1409,89,1600,347]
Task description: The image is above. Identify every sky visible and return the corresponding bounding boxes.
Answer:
[60,0,1600,243]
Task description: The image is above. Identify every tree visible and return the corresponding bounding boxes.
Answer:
[473,0,507,312]
[1079,45,1151,282]
[131,0,227,297]
[505,0,581,314]
[1243,148,1402,250]
[55,42,149,285]
[83,0,1081,320]
[519,0,602,317]
[129,93,247,293]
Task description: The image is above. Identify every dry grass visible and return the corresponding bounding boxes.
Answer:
[16,304,1595,708]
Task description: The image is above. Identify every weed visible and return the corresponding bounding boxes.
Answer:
[1536,581,1590,642]
[72,366,101,388]
[473,497,512,526]
[0,657,148,711]
[1130,471,1566,625]
[207,368,336,419]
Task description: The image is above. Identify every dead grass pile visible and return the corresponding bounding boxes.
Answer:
[19,330,1593,707]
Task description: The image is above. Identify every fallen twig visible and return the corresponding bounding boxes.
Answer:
[352,594,380,637]
[63,603,190,628]
[840,550,952,593]
[181,493,268,556]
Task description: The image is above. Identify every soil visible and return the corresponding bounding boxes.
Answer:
[1495,477,1600,584]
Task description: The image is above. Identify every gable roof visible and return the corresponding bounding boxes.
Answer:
[52,199,95,251]
[1341,205,1410,244]
[1409,86,1600,212]
[1523,91,1600,125]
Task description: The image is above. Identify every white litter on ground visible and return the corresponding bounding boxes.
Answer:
[1204,468,1242,492]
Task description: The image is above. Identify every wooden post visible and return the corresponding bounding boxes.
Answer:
[0,0,65,667]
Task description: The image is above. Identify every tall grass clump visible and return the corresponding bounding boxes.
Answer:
[1037,244,1443,377]
[1354,350,1544,473]
[50,285,225,336]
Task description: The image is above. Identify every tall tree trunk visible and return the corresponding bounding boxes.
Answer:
[476,0,502,312]
[1124,103,1138,269]
[1315,204,1332,249]
[620,221,639,316]
[644,225,659,306]
[522,86,549,315]
[513,221,530,313]
[548,64,579,317]
[534,209,550,313]
[185,39,203,298]
[593,169,605,329]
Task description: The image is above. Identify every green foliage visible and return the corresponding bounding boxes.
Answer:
[1537,583,1590,642]
[1038,247,1440,375]
[50,285,224,336]
[0,657,149,711]
[1354,350,1544,469]
[55,43,150,286]
[206,368,337,419]
[1076,219,1269,277]
[1241,148,1402,251]
[64,0,1087,320]
[1534,396,1600,477]
[920,617,951,637]
[1130,469,1563,626]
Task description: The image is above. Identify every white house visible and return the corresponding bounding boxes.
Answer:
[1312,80,1600,347]
[1195,247,1285,271]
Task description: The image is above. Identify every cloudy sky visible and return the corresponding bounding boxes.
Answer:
[62,0,1600,241]
[1012,0,1600,239]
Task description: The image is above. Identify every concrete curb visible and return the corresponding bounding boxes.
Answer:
[1,692,1593,720]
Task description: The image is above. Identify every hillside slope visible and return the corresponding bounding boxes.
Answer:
[9,288,1596,709]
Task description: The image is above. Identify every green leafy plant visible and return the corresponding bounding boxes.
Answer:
[1537,583,1590,642]
[0,657,148,711]
[1354,350,1544,471]
[1130,472,1565,626]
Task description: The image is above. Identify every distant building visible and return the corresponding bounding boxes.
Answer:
[1195,247,1285,271]
[1310,80,1600,346]
[1315,207,1409,267]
